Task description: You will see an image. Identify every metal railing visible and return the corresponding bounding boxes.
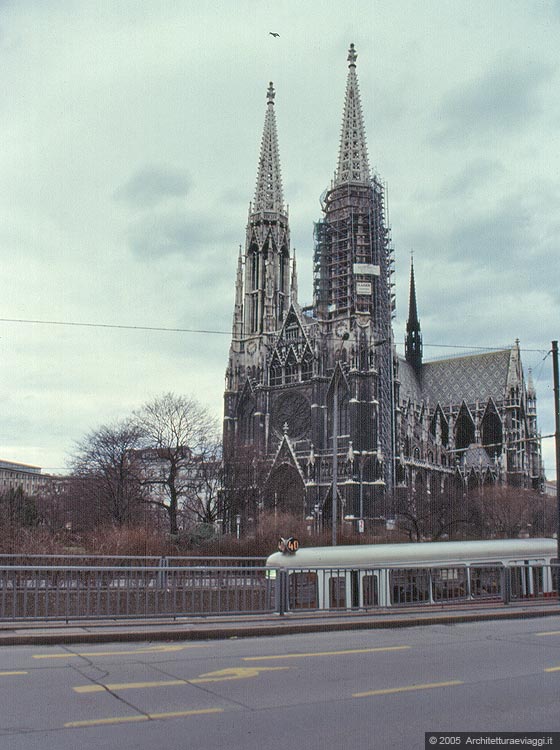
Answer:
[0,565,273,621]
[0,554,266,568]
[273,563,560,613]
[0,562,557,621]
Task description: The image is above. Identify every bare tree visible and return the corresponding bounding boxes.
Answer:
[0,486,38,530]
[180,438,222,526]
[469,486,547,539]
[134,393,219,536]
[70,419,146,526]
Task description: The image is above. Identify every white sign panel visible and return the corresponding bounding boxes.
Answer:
[353,263,380,276]
[356,281,372,295]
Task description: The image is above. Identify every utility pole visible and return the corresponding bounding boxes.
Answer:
[552,341,560,578]
[332,382,338,546]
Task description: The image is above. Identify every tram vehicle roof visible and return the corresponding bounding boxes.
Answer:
[265,538,558,569]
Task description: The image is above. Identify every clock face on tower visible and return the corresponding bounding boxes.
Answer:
[271,392,311,440]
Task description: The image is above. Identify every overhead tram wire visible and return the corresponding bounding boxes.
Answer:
[0,316,550,354]
[0,317,231,336]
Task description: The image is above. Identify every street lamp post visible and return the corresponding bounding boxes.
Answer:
[332,380,338,546]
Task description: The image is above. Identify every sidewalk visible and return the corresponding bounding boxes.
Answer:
[1,602,559,646]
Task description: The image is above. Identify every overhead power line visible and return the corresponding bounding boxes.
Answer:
[0,317,231,336]
[0,316,551,353]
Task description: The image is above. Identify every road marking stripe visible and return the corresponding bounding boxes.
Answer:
[65,708,223,728]
[544,666,560,672]
[242,646,410,661]
[0,671,27,676]
[353,680,463,698]
[74,667,290,692]
[33,645,207,659]
[75,679,188,693]
[536,631,560,637]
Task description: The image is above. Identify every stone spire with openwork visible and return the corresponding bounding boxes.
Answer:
[253,82,285,214]
[334,43,371,186]
[242,82,291,337]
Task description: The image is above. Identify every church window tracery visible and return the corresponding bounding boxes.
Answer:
[270,354,282,386]
[455,407,475,451]
[285,349,298,383]
[481,408,502,459]
[301,350,313,381]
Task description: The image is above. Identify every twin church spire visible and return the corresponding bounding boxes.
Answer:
[335,43,371,186]
[234,44,378,342]
[252,82,285,215]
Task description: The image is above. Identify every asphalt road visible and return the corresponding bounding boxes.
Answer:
[1,615,560,750]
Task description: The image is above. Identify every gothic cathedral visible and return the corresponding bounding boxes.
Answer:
[222,45,543,534]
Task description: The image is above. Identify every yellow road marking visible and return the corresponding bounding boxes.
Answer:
[243,646,410,661]
[544,666,560,672]
[74,666,289,693]
[0,671,27,676]
[536,631,560,637]
[65,707,223,728]
[353,680,463,698]
[75,680,188,693]
[33,645,207,660]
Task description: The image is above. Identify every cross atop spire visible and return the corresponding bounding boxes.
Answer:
[253,81,285,214]
[334,43,371,186]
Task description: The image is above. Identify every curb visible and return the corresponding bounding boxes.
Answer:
[1,607,559,646]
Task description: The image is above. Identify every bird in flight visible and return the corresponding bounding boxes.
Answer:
[269,32,280,37]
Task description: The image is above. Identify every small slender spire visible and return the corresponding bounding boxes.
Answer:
[253,82,285,213]
[334,43,371,186]
[290,250,298,305]
[232,245,244,338]
[235,246,244,305]
[407,253,419,328]
[405,254,422,374]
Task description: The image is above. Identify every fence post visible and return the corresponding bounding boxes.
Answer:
[158,556,168,588]
[502,567,511,605]
[276,570,288,616]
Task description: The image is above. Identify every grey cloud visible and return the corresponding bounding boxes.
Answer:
[446,199,530,265]
[127,209,207,259]
[437,158,503,198]
[127,208,238,261]
[115,165,190,208]
[432,58,554,146]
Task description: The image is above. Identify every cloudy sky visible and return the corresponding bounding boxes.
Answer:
[1,0,558,478]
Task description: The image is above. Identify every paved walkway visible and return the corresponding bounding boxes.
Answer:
[1,602,559,646]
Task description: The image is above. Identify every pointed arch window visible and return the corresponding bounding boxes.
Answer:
[238,396,256,445]
[279,246,289,294]
[285,349,298,384]
[481,406,503,459]
[249,246,260,290]
[301,350,313,381]
[270,354,282,386]
[455,406,475,451]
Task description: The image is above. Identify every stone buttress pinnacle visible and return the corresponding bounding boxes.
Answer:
[334,44,371,186]
[253,82,285,213]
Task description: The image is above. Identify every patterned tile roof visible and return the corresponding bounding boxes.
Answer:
[398,349,513,408]
[422,349,512,405]
[397,358,422,404]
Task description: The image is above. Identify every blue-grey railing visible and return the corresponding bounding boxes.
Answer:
[0,562,556,621]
